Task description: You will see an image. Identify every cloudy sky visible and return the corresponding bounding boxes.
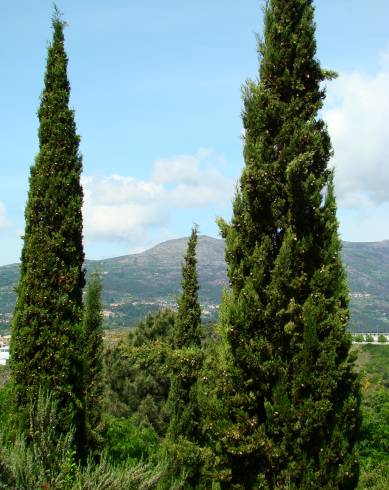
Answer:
[1,0,389,265]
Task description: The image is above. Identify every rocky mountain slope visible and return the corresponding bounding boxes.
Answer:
[1,236,388,332]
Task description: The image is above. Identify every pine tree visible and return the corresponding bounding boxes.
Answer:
[164,226,205,486]
[10,8,85,455]
[207,0,360,487]
[82,271,104,456]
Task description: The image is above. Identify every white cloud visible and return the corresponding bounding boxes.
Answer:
[82,149,234,247]
[325,56,389,207]
[152,148,233,207]
[0,202,9,230]
[153,148,213,185]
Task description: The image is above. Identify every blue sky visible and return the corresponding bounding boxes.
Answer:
[1,0,389,265]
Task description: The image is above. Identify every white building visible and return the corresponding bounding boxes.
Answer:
[0,346,9,365]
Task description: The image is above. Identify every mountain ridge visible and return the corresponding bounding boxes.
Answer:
[1,235,388,332]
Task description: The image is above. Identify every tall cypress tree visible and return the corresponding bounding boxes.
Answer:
[82,271,104,456]
[209,0,360,488]
[10,9,85,454]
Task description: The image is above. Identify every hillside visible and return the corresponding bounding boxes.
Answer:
[1,236,389,331]
[352,344,389,488]
[343,241,389,332]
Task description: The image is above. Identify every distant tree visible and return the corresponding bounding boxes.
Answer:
[163,226,206,486]
[354,334,365,343]
[10,8,86,457]
[83,271,104,456]
[128,308,175,348]
[203,0,361,487]
[173,225,202,351]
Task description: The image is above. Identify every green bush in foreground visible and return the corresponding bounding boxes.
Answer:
[0,391,165,489]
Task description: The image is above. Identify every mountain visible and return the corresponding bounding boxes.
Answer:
[342,241,389,332]
[1,236,388,332]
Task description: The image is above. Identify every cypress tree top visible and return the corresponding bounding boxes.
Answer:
[11,10,85,441]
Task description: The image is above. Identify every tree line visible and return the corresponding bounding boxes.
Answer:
[1,1,362,488]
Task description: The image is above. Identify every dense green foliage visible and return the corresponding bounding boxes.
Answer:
[104,416,159,465]
[104,310,175,435]
[201,0,361,487]
[83,272,104,455]
[1,334,388,488]
[354,345,389,488]
[10,10,85,455]
[0,390,167,489]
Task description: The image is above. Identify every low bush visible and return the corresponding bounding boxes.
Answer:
[0,392,164,489]
[354,334,365,343]
[104,416,159,464]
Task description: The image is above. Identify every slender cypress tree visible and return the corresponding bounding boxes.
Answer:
[82,271,104,456]
[168,226,202,437]
[164,226,205,486]
[209,1,360,488]
[174,225,202,351]
[10,9,85,454]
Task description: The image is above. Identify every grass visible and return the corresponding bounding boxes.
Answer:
[353,344,389,389]
[353,345,389,489]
